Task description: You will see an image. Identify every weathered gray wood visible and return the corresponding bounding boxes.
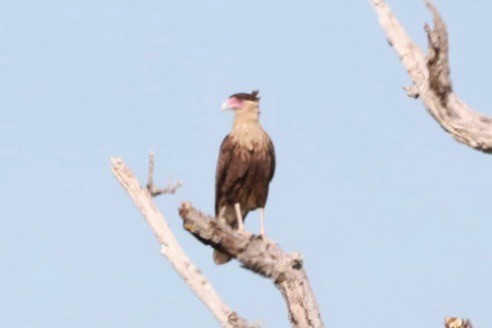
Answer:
[146,151,182,197]
[371,0,492,153]
[445,317,473,328]
[179,203,323,328]
[111,157,251,328]
[372,1,477,326]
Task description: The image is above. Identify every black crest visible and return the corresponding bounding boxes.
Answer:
[230,90,260,102]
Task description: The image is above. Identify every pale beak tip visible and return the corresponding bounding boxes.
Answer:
[221,101,229,111]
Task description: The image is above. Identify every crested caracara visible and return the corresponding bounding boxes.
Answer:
[214,90,276,264]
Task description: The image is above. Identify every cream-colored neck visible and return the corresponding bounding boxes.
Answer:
[232,101,260,127]
[231,102,268,151]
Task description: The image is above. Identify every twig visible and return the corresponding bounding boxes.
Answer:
[111,157,252,328]
[371,0,492,153]
[147,150,182,197]
[179,203,324,328]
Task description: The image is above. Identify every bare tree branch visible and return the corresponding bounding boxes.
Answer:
[111,157,252,328]
[371,0,492,153]
[178,203,324,328]
[146,150,182,197]
[445,317,473,328]
[372,1,478,325]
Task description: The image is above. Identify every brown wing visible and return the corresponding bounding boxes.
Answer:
[215,135,250,215]
[249,135,276,209]
[266,137,276,183]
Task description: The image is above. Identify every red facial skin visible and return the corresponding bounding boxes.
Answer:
[226,97,244,110]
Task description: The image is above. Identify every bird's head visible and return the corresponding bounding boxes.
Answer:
[221,90,261,117]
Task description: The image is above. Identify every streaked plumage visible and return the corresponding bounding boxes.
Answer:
[214,90,275,264]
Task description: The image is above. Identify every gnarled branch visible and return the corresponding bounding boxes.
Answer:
[371,0,492,153]
[445,317,473,328]
[372,1,478,325]
[111,157,251,328]
[179,203,323,328]
[111,156,322,327]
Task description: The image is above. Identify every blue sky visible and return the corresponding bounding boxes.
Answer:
[1,1,492,327]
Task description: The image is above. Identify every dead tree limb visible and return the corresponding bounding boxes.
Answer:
[445,317,473,328]
[179,203,324,328]
[371,0,492,153]
[146,150,182,197]
[110,157,251,328]
[372,1,477,325]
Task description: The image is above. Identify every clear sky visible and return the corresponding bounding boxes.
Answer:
[1,1,491,327]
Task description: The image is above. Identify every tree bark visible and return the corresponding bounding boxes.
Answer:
[179,203,324,328]
[111,157,252,328]
[371,0,492,153]
[372,1,478,326]
[111,156,323,327]
[445,317,473,328]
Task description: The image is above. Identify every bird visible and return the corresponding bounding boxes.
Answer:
[213,90,276,264]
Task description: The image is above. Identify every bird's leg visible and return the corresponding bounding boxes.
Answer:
[234,203,244,230]
[260,208,265,237]
[218,206,226,222]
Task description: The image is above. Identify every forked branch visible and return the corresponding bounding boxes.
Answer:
[147,150,182,196]
[111,155,323,327]
[371,0,492,153]
[111,157,251,328]
[372,0,479,325]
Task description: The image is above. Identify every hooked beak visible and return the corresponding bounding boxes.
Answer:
[221,100,230,111]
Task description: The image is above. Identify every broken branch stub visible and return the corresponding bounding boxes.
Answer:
[111,157,251,328]
[371,0,492,153]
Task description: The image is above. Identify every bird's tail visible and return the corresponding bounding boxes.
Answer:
[213,250,231,265]
[213,205,250,265]
[212,204,243,265]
